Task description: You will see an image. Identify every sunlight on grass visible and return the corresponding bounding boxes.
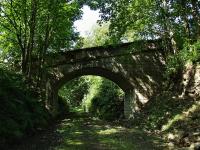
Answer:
[60,122,73,127]
[74,131,83,135]
[65,139,83,145]
[71,106,84,113]
[98,128,119,135]
[56,129,66,134]
[100,138,116,144]
[98,131,138,150]
[82,76,102,112]
[162,102,200,131]
[52,112,166,150]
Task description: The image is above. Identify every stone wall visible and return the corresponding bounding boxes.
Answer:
[179,63,200,99]
[44,40,166,118]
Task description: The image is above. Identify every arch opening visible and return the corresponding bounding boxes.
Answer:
[48,67,136,119]
[58,75,125,120]
[55,67,133,92]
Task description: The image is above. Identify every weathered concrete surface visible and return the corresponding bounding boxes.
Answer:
[44,40,166,119]
[178,63,200,98]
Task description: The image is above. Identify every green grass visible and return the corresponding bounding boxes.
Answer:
[54,112,166,150]
[2,111,167,150]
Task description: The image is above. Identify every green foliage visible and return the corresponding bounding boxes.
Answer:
[165,53,184,79]
[92,0,200,54]
[89,79,124,121]
[53,112,165,150]
[59,75,125,121]
[81,20,138,47]
[0,0,85,81]
[57,96,70,116]
[165,40,200,79]
[133,92,197,131]
[58,77,89,107]
[133,90,200,148]
[92,0,162,40]
[0,67,50,142]
[82,23,112,47]
[185,40,200,62]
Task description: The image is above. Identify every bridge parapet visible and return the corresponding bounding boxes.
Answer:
[46,39,163,67]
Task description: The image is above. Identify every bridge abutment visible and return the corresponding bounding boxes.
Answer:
[124,89,138,119]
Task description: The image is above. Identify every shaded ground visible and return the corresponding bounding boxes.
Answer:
[133,91,200,149]
[2,112,167,150]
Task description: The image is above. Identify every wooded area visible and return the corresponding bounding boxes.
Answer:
[0,0,200,149]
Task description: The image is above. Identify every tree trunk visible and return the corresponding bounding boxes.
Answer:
[27,0,37,80]
[191,0,200,39]
[21,49,28,74]
[158,0,177,54]
[37,14,51,88]
[180,1,191,39]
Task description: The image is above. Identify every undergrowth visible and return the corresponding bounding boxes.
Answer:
[0,67,50,145]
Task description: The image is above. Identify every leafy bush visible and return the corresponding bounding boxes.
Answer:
[58,77,89,107]
[58,75,125,121]
[57,96,70,116]
[165,40,200,79]
[89,79,124,121]
[0,67,50,143]
[133,92,196,131]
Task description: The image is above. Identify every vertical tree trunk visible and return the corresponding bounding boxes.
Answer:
[37,14,51,88]
[21,49,27,74]
[158,0,177,54]
[27,0,37,80]
[180,1,191,39]
[191,0,200,39]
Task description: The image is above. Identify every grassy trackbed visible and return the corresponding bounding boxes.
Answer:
[3,111,167,150]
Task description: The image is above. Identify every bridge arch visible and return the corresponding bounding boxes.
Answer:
[55,67,133,92]
[44,40,165,119]
[49,67,136,119]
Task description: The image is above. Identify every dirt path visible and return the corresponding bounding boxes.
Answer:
[3,113,167,150]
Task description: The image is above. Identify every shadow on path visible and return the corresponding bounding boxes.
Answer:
[3,112,167,150]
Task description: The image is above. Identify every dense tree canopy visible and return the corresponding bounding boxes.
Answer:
[88,0,200,52]
[0,0,84,82]
[1,0,199,77]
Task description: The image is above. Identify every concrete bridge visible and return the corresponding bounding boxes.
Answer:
[44,39,166,119]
